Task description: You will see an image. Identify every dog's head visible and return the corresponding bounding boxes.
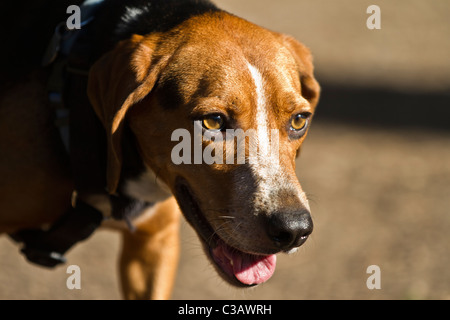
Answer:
[88,12,320,286]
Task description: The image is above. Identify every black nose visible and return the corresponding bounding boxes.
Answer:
[267,210,313,250]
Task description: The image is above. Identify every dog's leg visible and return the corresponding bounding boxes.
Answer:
[119,197,180,300]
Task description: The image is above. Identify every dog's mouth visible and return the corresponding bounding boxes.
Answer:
[210,238,277,286]
[174,179,277,287]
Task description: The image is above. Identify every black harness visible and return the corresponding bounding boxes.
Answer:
[9,202,103,268]
[9,0,108,268]
[9,0,165,269]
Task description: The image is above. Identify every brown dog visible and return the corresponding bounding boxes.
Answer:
[0,0,319,299]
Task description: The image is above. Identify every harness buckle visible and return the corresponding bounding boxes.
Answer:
[21,247,67,268]
[9,200,104,268]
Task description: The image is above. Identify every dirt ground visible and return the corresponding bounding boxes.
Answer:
[0,1,449,300]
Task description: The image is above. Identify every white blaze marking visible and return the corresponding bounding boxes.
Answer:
[246,63,308,211]
[247,63,281,210]
[247,64,271,158]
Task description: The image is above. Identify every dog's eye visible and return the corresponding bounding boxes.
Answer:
[202,115,225,131]
[290,114,308,131]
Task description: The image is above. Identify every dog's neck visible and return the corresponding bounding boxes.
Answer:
[123,168,172,204]
[116,125,171,205]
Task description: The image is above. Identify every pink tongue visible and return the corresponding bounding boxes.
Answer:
[233,253,277,285]
[212,242,277,285]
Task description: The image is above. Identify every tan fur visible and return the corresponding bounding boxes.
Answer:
[124,13,320,254]
[119,197,180,300]
[0,10,319,299]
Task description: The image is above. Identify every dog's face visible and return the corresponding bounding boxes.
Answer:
[88,12,320,287]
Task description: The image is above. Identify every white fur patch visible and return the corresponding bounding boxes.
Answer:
[246,63,308,212]
[124,167,172,204]
[247,64,271,157]
[121,6,148,24]
[247,63,281,211]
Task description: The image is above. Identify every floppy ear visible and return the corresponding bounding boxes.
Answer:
[278,34,321,109]
[87,34,167,194]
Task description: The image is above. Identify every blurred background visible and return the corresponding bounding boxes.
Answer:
[0,0,449,299]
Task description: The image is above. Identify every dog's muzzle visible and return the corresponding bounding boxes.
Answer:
[173,177,313,286]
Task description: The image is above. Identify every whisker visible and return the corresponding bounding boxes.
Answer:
[206,220,234,247]
[305,192,319,205]
[217,215,235,220]
[228,221,243,241]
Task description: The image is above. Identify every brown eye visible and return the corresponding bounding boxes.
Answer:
[291,114,308,131]
[202,115,224,131]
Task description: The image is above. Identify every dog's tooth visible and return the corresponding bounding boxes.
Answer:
[285,248,298,255]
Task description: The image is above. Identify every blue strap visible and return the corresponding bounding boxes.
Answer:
[47,0,105,153]
[60,0,105,56]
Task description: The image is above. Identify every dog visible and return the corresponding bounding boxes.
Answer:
[0,0,320,299]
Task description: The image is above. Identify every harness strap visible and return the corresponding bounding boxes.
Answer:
[8,0,106,269]
[44,0,105,153]
[10,200,103,268]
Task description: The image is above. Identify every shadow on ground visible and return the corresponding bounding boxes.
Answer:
[1,81,449,300]
[0,0,449,300]
[315,82,450,132]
